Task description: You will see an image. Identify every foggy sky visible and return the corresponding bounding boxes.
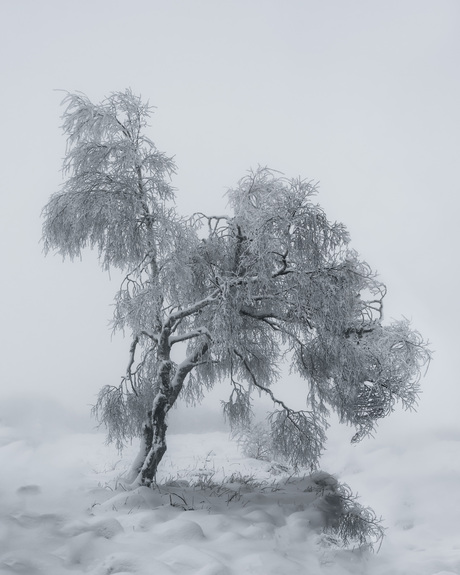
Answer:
[0,0,458,431]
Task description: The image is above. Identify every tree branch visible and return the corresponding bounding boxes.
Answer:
[122,335,139,395]
[171,342,210,391]
[233,349,315,442]
[168,327,212,346]
[166,290,220,325]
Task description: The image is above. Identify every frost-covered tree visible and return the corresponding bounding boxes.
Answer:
[42,90,431,486]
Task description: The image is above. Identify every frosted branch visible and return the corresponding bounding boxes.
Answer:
[168,327,212,346]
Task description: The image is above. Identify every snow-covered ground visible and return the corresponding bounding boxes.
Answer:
[0,399,459,575]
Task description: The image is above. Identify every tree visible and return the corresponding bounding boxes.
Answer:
[42,90,431,487]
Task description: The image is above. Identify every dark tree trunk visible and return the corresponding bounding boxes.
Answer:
[128,342,209,487]
[139,396,169,486]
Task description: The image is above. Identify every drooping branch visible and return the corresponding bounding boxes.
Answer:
[222,374,253,431]
[233,350,324,456]
[233,349,291,412]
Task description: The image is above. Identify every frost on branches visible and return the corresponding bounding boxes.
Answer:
[42,90,431,486]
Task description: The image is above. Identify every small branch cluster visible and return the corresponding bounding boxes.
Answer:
[312,472,385,551]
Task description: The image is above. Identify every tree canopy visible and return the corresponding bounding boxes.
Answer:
[42,90,431,485]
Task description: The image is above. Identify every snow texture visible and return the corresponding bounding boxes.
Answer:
[0,400,459,575]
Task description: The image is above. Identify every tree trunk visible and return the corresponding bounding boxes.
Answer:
[128,394,169,487]
[139,394,169,486]
[127,341,209,487]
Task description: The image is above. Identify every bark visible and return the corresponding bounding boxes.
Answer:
[139,396,168,486]
[128,398,168,487]
[129,341,209,487]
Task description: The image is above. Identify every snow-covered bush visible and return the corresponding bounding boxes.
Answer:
[237,422,277,462]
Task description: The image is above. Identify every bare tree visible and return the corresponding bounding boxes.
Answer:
[42,90,431,486]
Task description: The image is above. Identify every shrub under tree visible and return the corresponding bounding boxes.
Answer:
[42,90,431,487]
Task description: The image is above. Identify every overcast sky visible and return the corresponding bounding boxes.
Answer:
[0,1,458,433]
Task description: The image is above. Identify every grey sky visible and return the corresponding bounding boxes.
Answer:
[0,1,458,428]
